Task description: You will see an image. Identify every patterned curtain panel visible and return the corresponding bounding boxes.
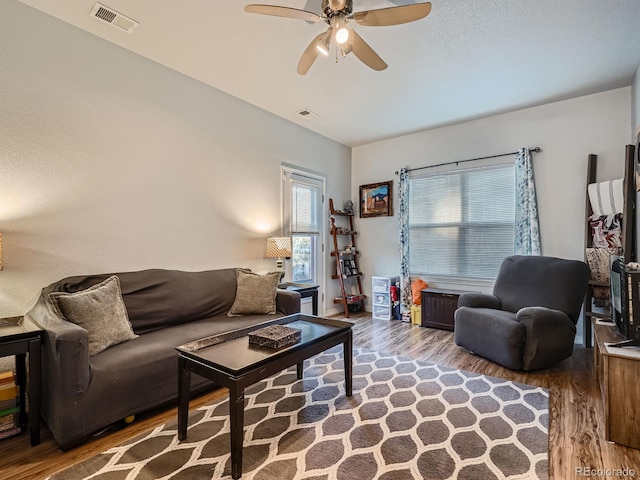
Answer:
[515,148,541,255]
[399,167,412,320]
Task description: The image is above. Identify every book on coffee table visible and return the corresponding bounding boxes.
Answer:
[248,325,301,349]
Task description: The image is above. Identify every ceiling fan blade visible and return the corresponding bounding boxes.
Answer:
[297,33,325,75]
[352,2,432,26]
[244,4,323,23]
[350,30,387,71]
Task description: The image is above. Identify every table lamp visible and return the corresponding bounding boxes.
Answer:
[266,236,292,281]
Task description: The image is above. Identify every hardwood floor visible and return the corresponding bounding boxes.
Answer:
[1,313,639,479]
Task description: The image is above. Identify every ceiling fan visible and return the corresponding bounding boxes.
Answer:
[244,0,432,74]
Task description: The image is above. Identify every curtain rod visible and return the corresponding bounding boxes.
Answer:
[394,147,542,175]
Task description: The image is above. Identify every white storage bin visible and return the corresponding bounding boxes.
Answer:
[372,275,400,320]
[373,305,391,320]
[372,277,391,292]
[374,293,390,306]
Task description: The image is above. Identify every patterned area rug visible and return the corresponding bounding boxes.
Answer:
[50,347,549,480]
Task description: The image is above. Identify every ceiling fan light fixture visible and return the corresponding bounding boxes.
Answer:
[316,30,332,56]
[333,16,349,45]
[335,26,349,44]
[245,0,432,73]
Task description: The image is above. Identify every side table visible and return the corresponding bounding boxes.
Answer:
[279,283,319,316]
[0,316,43,446]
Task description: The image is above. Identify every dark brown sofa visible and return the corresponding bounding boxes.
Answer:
[25,268,300,450]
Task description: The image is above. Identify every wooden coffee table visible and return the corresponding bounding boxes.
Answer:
[176,313,353,479]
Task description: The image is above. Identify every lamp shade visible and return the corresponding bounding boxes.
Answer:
[266,237,292,258]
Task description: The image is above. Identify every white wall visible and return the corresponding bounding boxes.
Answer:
[0,2,351,318]
[352,88,631,311]
[633,62,640,138]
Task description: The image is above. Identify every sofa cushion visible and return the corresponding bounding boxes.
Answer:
[42,268,241,334]
[228,270,280,316]
[49,275,137,356]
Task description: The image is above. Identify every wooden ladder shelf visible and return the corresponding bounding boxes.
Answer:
[329,198,366,318]
[583,145,636,347]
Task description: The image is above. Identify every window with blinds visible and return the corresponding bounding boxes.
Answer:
[286,172,322,284]
[291,181,320,235]
[409,164,515,279]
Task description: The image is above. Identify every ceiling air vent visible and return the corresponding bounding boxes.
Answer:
[297,109,319,120]
[90,3,139,33]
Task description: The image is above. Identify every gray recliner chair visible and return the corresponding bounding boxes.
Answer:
[454,255,590,371]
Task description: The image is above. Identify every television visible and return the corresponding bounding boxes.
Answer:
[610,256,640,347]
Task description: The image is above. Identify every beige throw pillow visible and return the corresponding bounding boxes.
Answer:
[49,275,137,356]
[228,269,281,316]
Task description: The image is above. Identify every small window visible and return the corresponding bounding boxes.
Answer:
[283,170,323,285]
[292,236,313,283]
[409,164,515,279]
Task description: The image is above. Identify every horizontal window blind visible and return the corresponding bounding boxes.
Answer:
[409,164,515,279]
[291,179,320,235]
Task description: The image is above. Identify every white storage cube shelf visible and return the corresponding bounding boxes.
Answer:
[372,275,399,320]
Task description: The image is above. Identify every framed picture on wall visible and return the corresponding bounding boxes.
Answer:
[359,181,393,218]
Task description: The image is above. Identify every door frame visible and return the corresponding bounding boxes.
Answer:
[281,164,326,315]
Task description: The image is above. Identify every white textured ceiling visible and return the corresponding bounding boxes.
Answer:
[17,0,640,146]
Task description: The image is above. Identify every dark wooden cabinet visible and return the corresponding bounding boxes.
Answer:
[421,288,468,331]
[593,319,640,449]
